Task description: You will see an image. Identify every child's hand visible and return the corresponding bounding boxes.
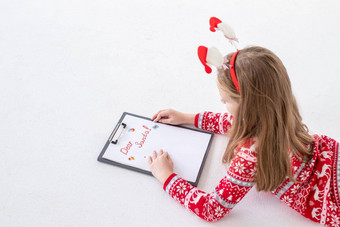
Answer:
[151,109,195,125]
[147,149,174,185]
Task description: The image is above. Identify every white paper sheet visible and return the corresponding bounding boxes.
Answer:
[102,114,213,182]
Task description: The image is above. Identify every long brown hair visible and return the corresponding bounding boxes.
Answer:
[217,46,314,192]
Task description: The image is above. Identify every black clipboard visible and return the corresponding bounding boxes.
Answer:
[97,112,214,187]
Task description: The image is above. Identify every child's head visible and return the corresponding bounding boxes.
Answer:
[218,46,314,191]
[217,46,290,114]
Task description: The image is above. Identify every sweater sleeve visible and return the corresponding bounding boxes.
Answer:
[163,138,257,222]
[194,112,233,134]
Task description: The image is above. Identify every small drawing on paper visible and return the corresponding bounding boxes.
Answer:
[128,128,135,132]
[152,125,159,129]
[128,156,135,161]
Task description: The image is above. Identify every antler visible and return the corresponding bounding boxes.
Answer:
[197,17,239,74]
[198,46,224,74]
[209,17,239,49]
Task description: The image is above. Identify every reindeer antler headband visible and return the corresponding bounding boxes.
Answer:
[197,17,241,93]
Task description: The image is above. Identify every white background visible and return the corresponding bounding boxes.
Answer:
[1,0,339,226]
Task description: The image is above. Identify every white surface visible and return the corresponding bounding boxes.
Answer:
[1,0,339,226]
[102,113,212,182]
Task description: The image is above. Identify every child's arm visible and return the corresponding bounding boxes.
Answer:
[162,138,256,222]
[152,109,195,125]
[152,109,233,134]
[194,111,233,134]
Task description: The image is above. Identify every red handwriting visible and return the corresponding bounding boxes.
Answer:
[120,141,133,155]
[135,125,151,148]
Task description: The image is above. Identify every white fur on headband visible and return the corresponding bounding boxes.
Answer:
[206,47,224,67]
[217,22,238,42]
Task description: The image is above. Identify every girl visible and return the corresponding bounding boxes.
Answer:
[147,46,340,226]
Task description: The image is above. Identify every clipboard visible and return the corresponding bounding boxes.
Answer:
[97,112,214,187]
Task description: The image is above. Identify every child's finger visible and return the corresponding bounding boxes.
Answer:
[153,113,162,122]
[152,150,157,160]
[152,109,166,122]
[159,149,164,156]
[152,110,163,121]
[147,156,152,165]
[156,111,168,122]
[167,153,173,162]
[166,152,173,165]
[159,118,170,124]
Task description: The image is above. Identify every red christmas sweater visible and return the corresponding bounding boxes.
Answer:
[163,111,340,226]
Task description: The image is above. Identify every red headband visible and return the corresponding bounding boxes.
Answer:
[229,50,241,93]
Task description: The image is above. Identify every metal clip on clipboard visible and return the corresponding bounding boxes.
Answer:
[109,122,127,144]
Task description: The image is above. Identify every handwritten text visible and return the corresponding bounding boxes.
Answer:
[135,125,151,148]
[120,141,133,155]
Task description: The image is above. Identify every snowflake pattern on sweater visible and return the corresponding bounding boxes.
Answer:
[163,111,340,226]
